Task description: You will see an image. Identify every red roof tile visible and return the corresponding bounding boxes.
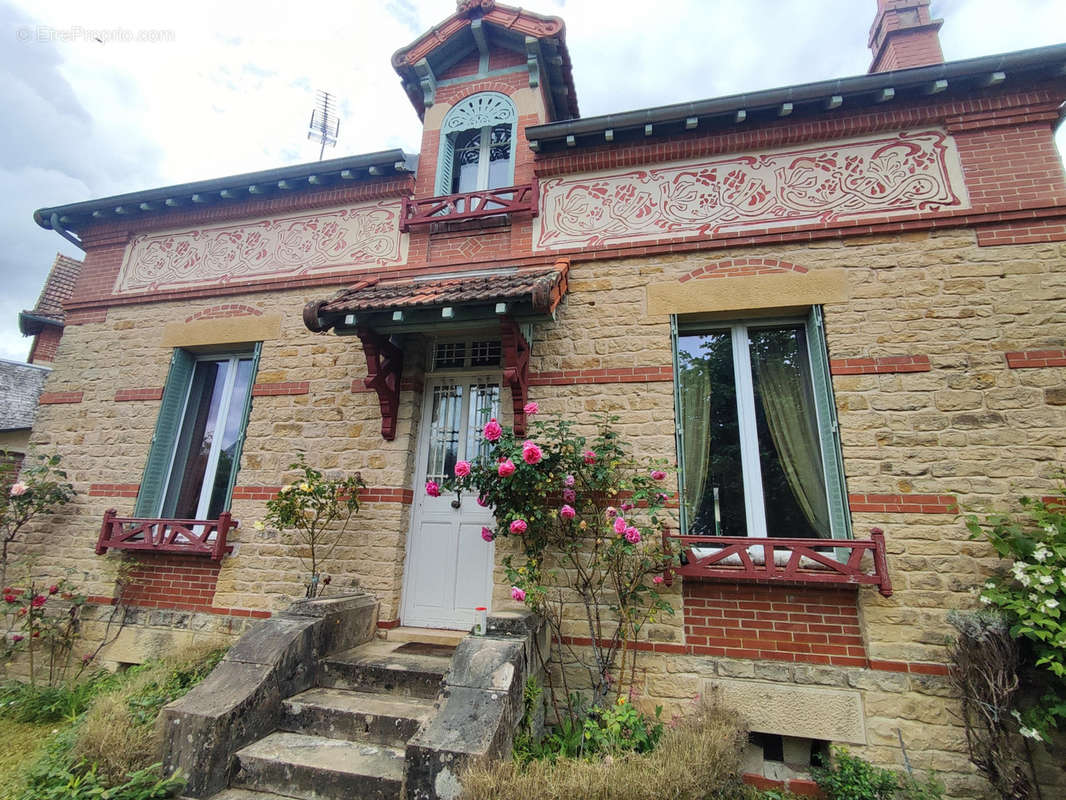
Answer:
[26,253,82,325]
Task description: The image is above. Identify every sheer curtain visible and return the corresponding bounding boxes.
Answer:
[751,334,832,538]
[680,362,711,531]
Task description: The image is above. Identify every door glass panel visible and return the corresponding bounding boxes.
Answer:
[162,360,229,519]
[748,326,830,539]
[677,332,747,537]
[465,382,500,461]
[206,358,254,519]
[426,383,463,484]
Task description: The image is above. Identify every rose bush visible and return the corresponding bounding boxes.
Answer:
[1,451,76,588]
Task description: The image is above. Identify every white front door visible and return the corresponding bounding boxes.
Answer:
[402,376,499,630]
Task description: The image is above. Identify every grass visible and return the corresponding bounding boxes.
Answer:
[0,718,60,799]
[461,701,772,800]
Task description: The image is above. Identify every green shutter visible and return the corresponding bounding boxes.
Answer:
[135,349,195,517]
[223,342,261,510]
[806,307,852,540]
[669,315,688,534]
[435,133,456,196]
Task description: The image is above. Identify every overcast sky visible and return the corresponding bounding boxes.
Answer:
[2,0,1065,362]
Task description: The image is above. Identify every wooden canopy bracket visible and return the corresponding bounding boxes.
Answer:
[501,316,531,435]
[357,327,404,440]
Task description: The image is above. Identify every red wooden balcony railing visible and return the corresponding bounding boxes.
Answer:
[662,528,892,597]
[95,509,236,560]
[400,182,538,230]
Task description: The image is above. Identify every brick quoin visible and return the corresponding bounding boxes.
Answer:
[185,303,264,322]
[683,582,868,667]
[528,366,674,386]
[28,326,63,363]
[114,387,164,402]
[848,493,957,513]
[251,381,310,397]
[89,483,140,498]
[678,257,808,283]
[829,355,932,375]
[1005,349,1066,369]
[231,485,414,504]
[38,391,83,404]
[119,554,223,611]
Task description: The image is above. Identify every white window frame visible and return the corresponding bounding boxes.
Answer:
[434,92,518,197]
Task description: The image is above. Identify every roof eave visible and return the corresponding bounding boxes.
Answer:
[18,311,62,336]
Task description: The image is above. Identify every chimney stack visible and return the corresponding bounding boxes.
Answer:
[868,0,944,73]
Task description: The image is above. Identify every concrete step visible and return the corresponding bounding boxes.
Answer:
[233,731,404,800]
[199,790,297,800]
[319,639,453,700]
[279,686,434,747]
[386,626,466,647]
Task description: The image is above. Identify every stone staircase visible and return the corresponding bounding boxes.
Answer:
[207,637,457,800]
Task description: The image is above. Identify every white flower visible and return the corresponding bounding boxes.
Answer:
[1033,547,1050,563]
[279,484,294,493]
[1044,525,1055,535]
[1039,574,1054,585]
[1044,598,1060,610]
[1019,726,1044,742]
[1011,710,1023,722]
[1029,593,1040,603]
[1018,573,1032,587]
[979,595,991,605]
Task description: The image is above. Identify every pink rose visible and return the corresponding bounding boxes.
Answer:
[477,495,489,507]
[511,586,526,602]
[498,459,516,477]
[656,493,669,504]
[3,594,16,604]
[11,634,23,643]
[562,488,577,504]
[483,419,503,442]
[624,527,641,544]
[81,653,94,665]
[454,460,471,478]
[48,585,58,595]
[522,442,543,465]
[425,481,441,497]
[560,504,576,520]
[481,526,494,542]
[653,575,664,585]
[564,474,575,488]
[621,502,634,512]
[605,506,617,519]
[583,450,596,465]
[651,470,667,481]
[9,482,27,497]
[509,519,528,534]
[31,595,46,608]
[523,401,539,416]
[613,517,628,534]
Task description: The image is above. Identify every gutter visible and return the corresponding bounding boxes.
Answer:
[18,311,62,337]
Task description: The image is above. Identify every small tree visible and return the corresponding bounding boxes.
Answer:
[0,451,76,588]
[257,455,365,598]
[436,409,676,722]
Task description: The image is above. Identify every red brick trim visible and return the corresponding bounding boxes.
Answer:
[39,391,83,404]
[87,595,270,619]
[743,775,822,797]
[977,219,1066,246]
[252,381,310,397]
[848,493,957,514]
[232,485,414,504]
[869,659,950,676]
[351,378,423,394]
[377,618,402,629]
[114,387,164,402]
[528,366,674,386]
[89,483,140,498]
[678,257,808,283]
[1005,349,1066,369]
[185,304,264,323]
[829,355,932,375]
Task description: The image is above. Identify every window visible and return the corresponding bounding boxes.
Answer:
[435,93,517,197]
[135,347,260,520]
[672,308,850,540]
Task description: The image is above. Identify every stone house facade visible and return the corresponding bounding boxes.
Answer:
[17,0,1066,795]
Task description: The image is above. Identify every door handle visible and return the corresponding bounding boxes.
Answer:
[451,496,462,509]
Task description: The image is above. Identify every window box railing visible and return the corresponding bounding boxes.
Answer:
[661,528,892,597]
[400,182,538,231]
[96,509,236,560]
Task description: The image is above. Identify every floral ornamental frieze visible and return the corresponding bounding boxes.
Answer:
[114,200,408,294]
[534,130,969,251]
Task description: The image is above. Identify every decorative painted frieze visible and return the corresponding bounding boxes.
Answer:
[534,130,968,251]
[114,200,408,293]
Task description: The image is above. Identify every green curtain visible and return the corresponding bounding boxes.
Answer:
[751,336,832,538]
[679,362,711,530]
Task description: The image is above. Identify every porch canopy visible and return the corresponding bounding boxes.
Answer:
[303,261,569,439]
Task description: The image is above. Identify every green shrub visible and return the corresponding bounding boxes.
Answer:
[812,747,943,800]
[0,671,117,723]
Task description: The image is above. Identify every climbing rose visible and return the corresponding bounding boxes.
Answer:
[9,482,27,497]
[454,460,471,478]
[425,481,441,497]
[583,450,596,464]
[498,459,516,477]
[483,418,503,441]
[81,653,93,665]
[523,401,539,416]
[511,586,526,602]
[651,470,667,481]
[481,527,494,542]
[653,575,664,585]
[564,474,575,488]
[621,501,634,512]
[48,585,58,595]
[509,519,528,534]
[522,442,543,465]
[560,504,576,520]
[656,492,669,504]
[3,594,16,604]
[605,506,618,519]
[477,495,489,507]
[613,517,628,534]
[562,488,577,504]
[625,527,641,544]
[31,595,47,608]
[11,635,22,643]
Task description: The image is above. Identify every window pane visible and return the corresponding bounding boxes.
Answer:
[206,358,254,519]
[452,129,482,194]
[426,384,463,484]
[748,326,831,539]
[677,332,747,537]
[465,383,500,461]
[486,124,512,190]
[162,360,228,519]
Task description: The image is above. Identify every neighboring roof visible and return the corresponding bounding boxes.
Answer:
[33,149,418,236]
[0,359,51,431]
[526,42,1066,152]
[305,263,569,333]
[19,253,82,336]
[392,0,578,122]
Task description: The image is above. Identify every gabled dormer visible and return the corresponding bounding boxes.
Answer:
[392,0,578,219]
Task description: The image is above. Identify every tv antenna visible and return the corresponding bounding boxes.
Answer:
[308,90,340,161]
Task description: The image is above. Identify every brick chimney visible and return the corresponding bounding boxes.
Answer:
[868,0,944,73]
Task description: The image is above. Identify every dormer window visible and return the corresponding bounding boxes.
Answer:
[435,92,518,197]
